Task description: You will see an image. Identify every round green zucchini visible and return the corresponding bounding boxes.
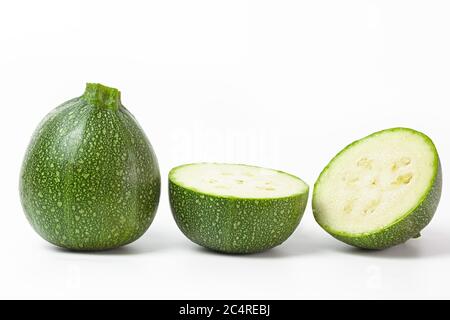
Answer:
[20,83,161,250]
[313,128,442,249]
[169,163,309,254]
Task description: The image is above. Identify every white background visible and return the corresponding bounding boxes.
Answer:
[0,0,449,299]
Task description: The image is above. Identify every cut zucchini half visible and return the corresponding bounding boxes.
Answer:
[169,163,309,254]
[313,128,442,250]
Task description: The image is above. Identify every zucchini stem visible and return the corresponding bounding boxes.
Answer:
[83,83,121,111]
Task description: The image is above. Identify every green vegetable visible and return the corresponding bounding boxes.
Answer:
[313,128,442,249]
[20,83,161,250]
[169,163,309,254]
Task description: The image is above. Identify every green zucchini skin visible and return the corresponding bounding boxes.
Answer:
[169,172,309,254]
[312,128,442,250]
[20,84,160,250]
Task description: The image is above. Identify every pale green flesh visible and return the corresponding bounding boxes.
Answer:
[314,128,438,237]
[170,163,308,199]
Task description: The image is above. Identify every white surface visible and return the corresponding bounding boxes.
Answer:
[0,0,449,300]
[170,163,308,198]
[314,129,437,234]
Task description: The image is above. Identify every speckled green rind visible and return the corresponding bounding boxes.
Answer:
[169,166,309,254]
[312,128,442,250]
[20,84,161,250]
